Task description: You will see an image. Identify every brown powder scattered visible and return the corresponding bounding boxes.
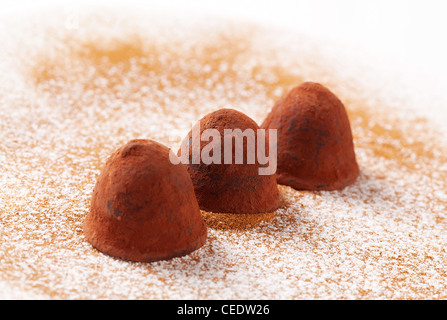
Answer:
[202,211,277,231]
[202,186,290,231]
[1,7,447,299]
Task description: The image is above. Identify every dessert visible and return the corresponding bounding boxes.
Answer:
[177,108,280,214]
[261,82,360,190]
[1,8,447,300]
[83,139,207,262]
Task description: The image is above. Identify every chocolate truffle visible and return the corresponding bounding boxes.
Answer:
[83,139,207,262]
[177,108,280,214]
[261,82,359,190]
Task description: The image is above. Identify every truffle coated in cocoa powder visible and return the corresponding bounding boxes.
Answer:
[261,82,359,190]
[83,139,207,262]
[177,108,281,214]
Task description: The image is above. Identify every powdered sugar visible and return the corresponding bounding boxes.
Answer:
[0,5,446,299]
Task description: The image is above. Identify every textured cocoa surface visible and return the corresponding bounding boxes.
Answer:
[4,12,447,299]
[178,109,281,214]
[83,139,207,262]
[261,82,359,190]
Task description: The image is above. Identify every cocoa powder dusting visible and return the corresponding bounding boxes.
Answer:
[1,8,447,299]
[84,139,207,262]
[261,82,359,191]
[178,108,280,214]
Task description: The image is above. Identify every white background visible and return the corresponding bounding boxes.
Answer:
[2,0,447,121]
[3,0,447,73]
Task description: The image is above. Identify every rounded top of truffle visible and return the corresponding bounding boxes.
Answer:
[178,108,280,214]
[197,108,260,131]
[178,108,266,166]
[261,82,359,190]
[83,139,207,262]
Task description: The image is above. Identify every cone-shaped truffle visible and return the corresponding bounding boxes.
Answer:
[177,108,280,214]
[83,139,207,262]
[261,82,359,190]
